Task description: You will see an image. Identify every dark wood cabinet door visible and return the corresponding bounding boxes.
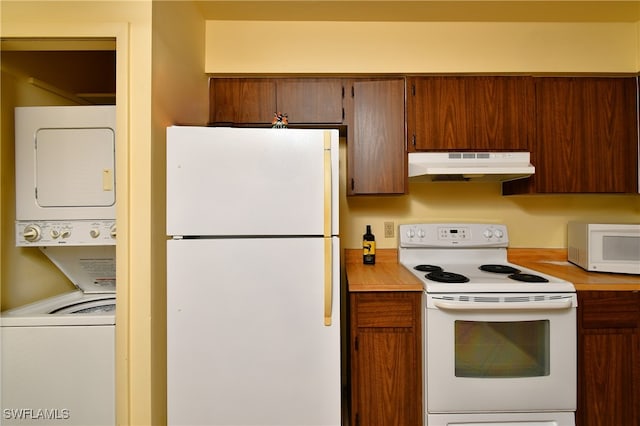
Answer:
[209,78,276,124]
[276,78,343,124]
[349,292,422,426]
[407,76,532,151]
[347,78,406,195]
[505,77,638,194]
[577,291,640,426]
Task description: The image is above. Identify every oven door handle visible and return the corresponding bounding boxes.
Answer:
[432,298,574,311]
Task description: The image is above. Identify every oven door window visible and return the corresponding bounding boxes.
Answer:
[455,320,550,378]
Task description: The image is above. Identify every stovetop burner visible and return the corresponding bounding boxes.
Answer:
[426,271,470,283]
[414,264,443,273]
[508,273,549,283]
[480,264,521,274]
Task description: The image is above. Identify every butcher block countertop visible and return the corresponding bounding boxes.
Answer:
[346,248,640,292]
[345,249,422,292]
[508,248,640,291]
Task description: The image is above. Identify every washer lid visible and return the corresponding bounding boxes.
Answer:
[40,246,115,293]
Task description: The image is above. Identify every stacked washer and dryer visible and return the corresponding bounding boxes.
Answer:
[1,106,117,425]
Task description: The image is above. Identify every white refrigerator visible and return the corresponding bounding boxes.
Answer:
[166,126,341,426]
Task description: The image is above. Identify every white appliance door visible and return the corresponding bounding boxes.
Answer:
[1,325,115,426]
[426,296,577,413]
[167,237,341,426]
[166,127,339,237]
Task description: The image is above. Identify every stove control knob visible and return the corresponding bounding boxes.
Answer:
[483,229,494,239]
[50,229,61,239]
[417,228,426,238]
[61,229,71,239]
[110,224,117,239]
[494,229,504,239]
[407,229,415,238]
[23,224,42,242]
[90,228,101,238]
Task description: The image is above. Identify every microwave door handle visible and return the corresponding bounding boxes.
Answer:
[433,298,574,311]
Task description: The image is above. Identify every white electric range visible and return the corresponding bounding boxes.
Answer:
[399,223,577,426]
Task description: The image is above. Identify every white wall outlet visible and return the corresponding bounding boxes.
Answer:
[384,221,395,238]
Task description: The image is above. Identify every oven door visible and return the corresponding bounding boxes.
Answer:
[425,293,577,414]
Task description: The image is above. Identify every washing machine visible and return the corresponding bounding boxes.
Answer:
[1,106,117,425]
[1,246,116,426]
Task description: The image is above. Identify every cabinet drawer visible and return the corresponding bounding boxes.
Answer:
[354,294,416,328]
[579,291,640,330]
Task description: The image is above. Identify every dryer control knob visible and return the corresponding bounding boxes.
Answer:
[23,224,42,242]
[90,228,101,238]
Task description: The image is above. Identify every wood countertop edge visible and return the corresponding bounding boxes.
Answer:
[345,248,640,292]
[508,248,640,291]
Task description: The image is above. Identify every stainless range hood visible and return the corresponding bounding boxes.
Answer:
[408,152,535,182]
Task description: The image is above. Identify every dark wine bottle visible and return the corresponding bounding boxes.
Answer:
[363,225,376,265]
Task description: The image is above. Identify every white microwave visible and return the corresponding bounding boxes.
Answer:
[568,222,640,275]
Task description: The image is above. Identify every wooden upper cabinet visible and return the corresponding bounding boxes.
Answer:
[209,78,276,124]
[407,76,533,151]
[504,77,638,194]
[276,78,343,124]
[346,78,406,195]
[209,77,343,125]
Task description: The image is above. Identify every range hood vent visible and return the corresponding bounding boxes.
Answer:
[408,152,535,182]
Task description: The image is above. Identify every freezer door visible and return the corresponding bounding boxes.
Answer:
[167,127,339,237]
[167,237,341,426]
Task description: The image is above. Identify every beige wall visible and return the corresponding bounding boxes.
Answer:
[206,21,637,73]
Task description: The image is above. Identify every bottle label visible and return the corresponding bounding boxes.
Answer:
[363,240,376,255]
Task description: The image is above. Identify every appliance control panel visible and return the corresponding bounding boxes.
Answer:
[16,220,116,246]
[399,223,508,248]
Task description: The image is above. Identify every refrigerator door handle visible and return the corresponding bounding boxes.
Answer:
[324,237,333,326]
[323,131,332,238]
[323,131,335,326]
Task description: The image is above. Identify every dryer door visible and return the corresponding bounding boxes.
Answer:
[35,127,115,208]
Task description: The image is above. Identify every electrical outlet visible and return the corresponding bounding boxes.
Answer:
[384,221,395,238]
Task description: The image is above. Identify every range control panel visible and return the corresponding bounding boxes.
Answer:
[16,220,116,246]
[399,223,509,248]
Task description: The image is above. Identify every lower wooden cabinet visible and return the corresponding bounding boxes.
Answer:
[577,291,640,426]
[348,291,422,426]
